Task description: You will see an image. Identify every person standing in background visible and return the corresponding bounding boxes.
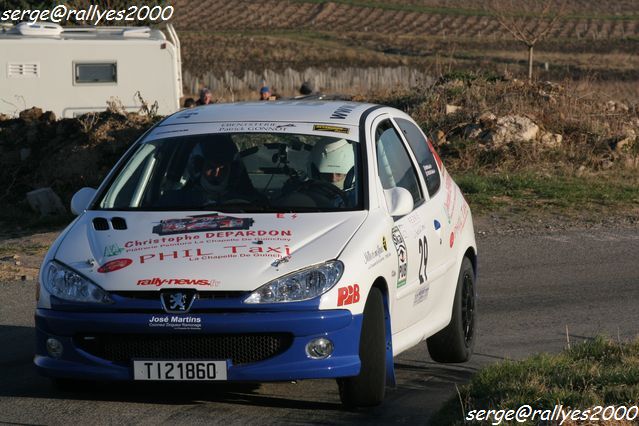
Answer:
[196,88,213,106]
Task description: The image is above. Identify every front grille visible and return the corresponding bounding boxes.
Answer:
[111,291,245,300]
[76,333,293,365]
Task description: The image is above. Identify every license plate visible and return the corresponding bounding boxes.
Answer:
[133,360,227,381]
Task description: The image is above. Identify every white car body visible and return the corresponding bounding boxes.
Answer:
[36,101,477,405]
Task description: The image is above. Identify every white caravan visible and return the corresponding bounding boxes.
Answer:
[0,22,182,118]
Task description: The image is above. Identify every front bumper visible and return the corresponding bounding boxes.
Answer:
[35,308,362,382]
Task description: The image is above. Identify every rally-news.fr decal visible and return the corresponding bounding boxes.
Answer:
[136,277,219,287]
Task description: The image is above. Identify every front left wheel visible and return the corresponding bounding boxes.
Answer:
[337,286,386,407]
[426,257,476,363]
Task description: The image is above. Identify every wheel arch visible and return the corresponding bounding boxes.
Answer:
[463,246,478,280]
[371,277,396,387]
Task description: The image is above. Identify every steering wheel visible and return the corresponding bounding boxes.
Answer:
[223,198,253,204]
[295,179,349,208]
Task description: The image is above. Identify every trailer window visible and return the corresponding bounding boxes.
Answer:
[75,63,117,84]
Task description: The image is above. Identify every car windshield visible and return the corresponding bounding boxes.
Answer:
[96,132,363,212]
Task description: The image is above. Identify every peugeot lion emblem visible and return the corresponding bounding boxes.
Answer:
[161,291,196,313]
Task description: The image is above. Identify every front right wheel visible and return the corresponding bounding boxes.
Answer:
[337,286,386,407]
[427,257,476,363]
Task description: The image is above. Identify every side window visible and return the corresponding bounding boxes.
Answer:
[395,117,441,196]
[74,62,117,84]
[375,119,423,205]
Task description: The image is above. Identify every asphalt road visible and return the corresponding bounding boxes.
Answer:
[1,226,638,425]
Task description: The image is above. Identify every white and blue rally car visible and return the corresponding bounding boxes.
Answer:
[35,101,477,407]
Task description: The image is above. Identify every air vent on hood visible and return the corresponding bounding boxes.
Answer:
[92,218,110,231]
[111,217,127,230]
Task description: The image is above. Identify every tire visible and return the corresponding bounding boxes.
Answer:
[337,287,386,407]
[427,257,476,363]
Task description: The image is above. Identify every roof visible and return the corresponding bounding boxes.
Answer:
[160,101,380,128]
[0,23,167,42]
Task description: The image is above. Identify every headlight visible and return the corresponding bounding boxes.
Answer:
[244,260,344,304]
[44,261,113,304]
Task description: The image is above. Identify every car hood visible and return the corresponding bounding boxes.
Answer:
[54,211,367,292]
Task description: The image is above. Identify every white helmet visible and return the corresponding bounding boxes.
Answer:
[310,138,354,175]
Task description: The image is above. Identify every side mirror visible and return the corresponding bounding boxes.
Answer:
[384,187,414,217]
[70,187,97,215]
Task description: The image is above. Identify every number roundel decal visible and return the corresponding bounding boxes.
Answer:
[391,227,408,288]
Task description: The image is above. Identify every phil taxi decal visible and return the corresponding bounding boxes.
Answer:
[97,258,133,273]
[391,227,408,288]
[337,284,360,306]
[136,245,293,264]
[152,214,254,236]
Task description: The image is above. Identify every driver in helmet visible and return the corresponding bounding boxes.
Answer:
[310,138,355,190]
[160,136,261,207]
[194,137,261,205]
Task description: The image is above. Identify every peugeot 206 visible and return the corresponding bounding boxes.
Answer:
[35,101,477,407]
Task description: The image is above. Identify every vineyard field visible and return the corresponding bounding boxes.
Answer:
[172,0,639,100]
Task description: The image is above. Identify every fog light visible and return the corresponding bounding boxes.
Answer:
[306,337,334,359]
[46,338,63,358]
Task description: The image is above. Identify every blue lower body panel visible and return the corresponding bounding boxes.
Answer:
[34,308,362,382]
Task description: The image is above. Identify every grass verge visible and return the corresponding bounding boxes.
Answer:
[453,172,639,217]
[432,336,639,425]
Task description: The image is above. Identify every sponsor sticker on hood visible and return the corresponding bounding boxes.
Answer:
[57,211,367,292]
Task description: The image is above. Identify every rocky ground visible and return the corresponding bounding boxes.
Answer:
[0,230,54,283]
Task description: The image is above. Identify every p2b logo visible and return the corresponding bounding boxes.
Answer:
[337,284,360,306]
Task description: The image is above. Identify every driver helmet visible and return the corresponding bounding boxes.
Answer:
[310,138,354,189]
[193,137,239,193]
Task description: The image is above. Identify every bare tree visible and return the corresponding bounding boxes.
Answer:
[488,0,566,81]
